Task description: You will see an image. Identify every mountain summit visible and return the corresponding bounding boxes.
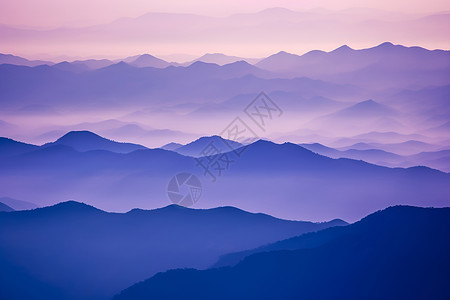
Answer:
[45,131,147,153]
[114,206,450,300]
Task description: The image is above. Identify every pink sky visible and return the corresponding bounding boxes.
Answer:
[0,0,449,60]
[1,0,449,28]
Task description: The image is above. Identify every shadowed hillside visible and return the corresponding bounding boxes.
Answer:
[0,201,343,300]
[114,206,450,300]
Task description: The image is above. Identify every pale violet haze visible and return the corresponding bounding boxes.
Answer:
[0,1,449,299]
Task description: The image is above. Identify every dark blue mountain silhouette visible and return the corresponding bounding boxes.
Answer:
[43,130,147,153]
[1,137,449,221]
[0,137,38,157]
[174,135,242,157]
[213,218,347,268]
[0,201,14,212]
[114,206,450,300]
[0,201,342,300]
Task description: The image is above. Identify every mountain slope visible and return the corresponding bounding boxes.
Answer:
[256,43,450,83]
[128,54,170,68]
[52,61,90,73]
[308,100,401,134]
[43,131,147,153]
[1,139,449,221]
[0,137,39,157]
[0,201,342,300]
[332,99,396,118]
[0,53,53,67]
[174,135,242,157]
[189,53,260,65]
[0,61,360,112]
[0,201,14,212]
[160,142,183,151]
[0,197,38,210]
[114,206,450,300]
[300,142,403,165]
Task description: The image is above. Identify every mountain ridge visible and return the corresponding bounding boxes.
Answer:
[43,130,148,153]
[0,200,343,300]
[114,205,450,300]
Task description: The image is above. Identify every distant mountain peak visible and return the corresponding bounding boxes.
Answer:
[115,61,129,66]
[0,201,14,212]
[174,135,243,157]
[56,130,103,142]
[39,200,102,214]
[48,130,147,153]
[160,142,183,151]
[126,204,190,215]
[254,51,301,72]
[188,60,218,68]
[103,61,133,71]
[157,204,190,211]
[352,99,384,108]
[199,53,228,58]
[130,54,170,68]
[359,99,377,105]
[186,135,240,146]
[336,99,396,117]
[195,135,240,144]
[139,54,156,58]
[189,53,261,66]
[275,50,296,56]
[332,44,354,53]
[225,60,250,66]
[251,139,276,146]
[258,7,296,14]
[377,41,395,48]
[246,140,320,157]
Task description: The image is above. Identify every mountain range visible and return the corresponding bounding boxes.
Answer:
[0,197,38,210]
[0,201,345,300]
[0,131,449,221]
[1,42,448,148]
[173,135,242,157]
[1,8,449,61]
[42,130,147,153]
[256,42,450,87]
[1,6,449,300]
[0,201,14,212]
[114,205,450,300]
[300,141,450,172]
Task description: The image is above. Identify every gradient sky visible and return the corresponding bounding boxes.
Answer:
[0,0,449,60]
[1,0,449,28]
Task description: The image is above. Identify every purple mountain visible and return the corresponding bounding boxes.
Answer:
[114,206,450,300]
[1,134,449,221]
[127,54,171,68]
[0,201,343,300]
[43,131,147,153]
[0,201,14,212]
[0,53,53,67]
[174,135,242,157]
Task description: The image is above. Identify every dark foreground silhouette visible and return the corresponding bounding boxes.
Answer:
[0,201,344,300]
[114,206,450,300]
